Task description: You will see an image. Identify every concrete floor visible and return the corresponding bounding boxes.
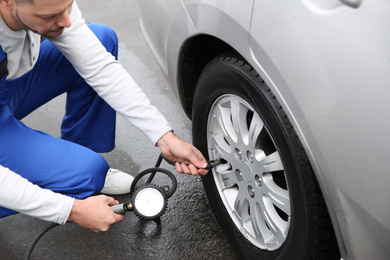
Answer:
[0,0,241,259]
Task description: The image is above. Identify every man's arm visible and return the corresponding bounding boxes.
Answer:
[49,1,172,145]
[49,2,209,174]
[0,165,73,224]
[0,165,124,231]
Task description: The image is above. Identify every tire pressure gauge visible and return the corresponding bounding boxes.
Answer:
[132,184,167,219]
[110,153,225,220]
[111,184,168,219]
[110,159,177,220]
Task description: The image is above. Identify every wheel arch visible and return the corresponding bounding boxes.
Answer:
[176,34,233,119]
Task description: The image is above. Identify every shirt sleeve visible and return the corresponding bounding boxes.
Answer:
[0,165,74,224]
[48,1,173,144]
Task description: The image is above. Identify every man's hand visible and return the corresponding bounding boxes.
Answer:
[156,131,208,175]
[68,195,125,232]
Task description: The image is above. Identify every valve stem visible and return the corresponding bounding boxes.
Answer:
[205,158,227,170]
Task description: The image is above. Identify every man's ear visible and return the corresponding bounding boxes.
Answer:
[0,0,14,11]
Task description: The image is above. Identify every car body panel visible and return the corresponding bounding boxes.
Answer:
[183,0,254,51]
[249,1,390,258]
[136,0,390,259]
[138,0,196,98]
[138,0,254,100]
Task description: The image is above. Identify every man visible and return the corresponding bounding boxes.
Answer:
[0,0,208,232]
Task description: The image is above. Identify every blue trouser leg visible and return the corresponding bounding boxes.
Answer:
[0,105,109,218]
[10,23,118,152]
[0,23,118,218]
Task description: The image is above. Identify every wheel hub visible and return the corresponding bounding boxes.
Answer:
[241,161,253,183]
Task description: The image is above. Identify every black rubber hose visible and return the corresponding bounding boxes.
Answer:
[130,167,177,199]
[24,223,59,260]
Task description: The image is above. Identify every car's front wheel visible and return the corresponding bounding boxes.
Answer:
[192,54,339,259]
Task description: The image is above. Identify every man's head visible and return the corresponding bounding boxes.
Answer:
[0,0,73,38]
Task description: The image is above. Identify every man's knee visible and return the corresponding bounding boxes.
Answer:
[51,143,109,199]
[87,23,118,58]
[71,152,108,199]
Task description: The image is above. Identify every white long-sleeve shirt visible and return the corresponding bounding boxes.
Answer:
[0,1,172,224]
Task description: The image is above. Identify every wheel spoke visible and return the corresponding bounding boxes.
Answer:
[258,151,284,173]
[219,102,237,143]
[231,98,252,145]
[237,199,251,224]
[262,175,290,215]
[234,186,249,217]
[262,203,288,246]
[220,170,238,189]
[230,97,241,133]
[210,131,231,156]
[248,199,270,244]
[248,112,264,145]
[208,109,232,155]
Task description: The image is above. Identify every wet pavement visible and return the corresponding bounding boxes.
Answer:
[0,0,241,259]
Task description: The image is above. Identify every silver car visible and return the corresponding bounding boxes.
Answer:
[135,1,390,259]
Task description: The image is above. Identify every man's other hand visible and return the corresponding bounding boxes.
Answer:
[68,195,125,232]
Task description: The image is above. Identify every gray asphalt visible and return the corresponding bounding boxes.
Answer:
[0,0,241,259]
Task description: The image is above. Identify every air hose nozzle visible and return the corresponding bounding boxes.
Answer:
[205,158,227,170]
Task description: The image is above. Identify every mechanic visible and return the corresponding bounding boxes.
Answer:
[0,0,208,232]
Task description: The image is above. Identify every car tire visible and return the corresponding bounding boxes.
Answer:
[192,54,339,260]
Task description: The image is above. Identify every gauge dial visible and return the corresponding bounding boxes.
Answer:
[132,184,167,220]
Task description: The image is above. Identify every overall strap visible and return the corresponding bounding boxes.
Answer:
[0,45,8,80]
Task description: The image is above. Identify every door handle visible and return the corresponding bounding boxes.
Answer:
[302,0,362,13]
[339,0,362,8]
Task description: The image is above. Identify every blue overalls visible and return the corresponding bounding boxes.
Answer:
[0,23,117,218]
